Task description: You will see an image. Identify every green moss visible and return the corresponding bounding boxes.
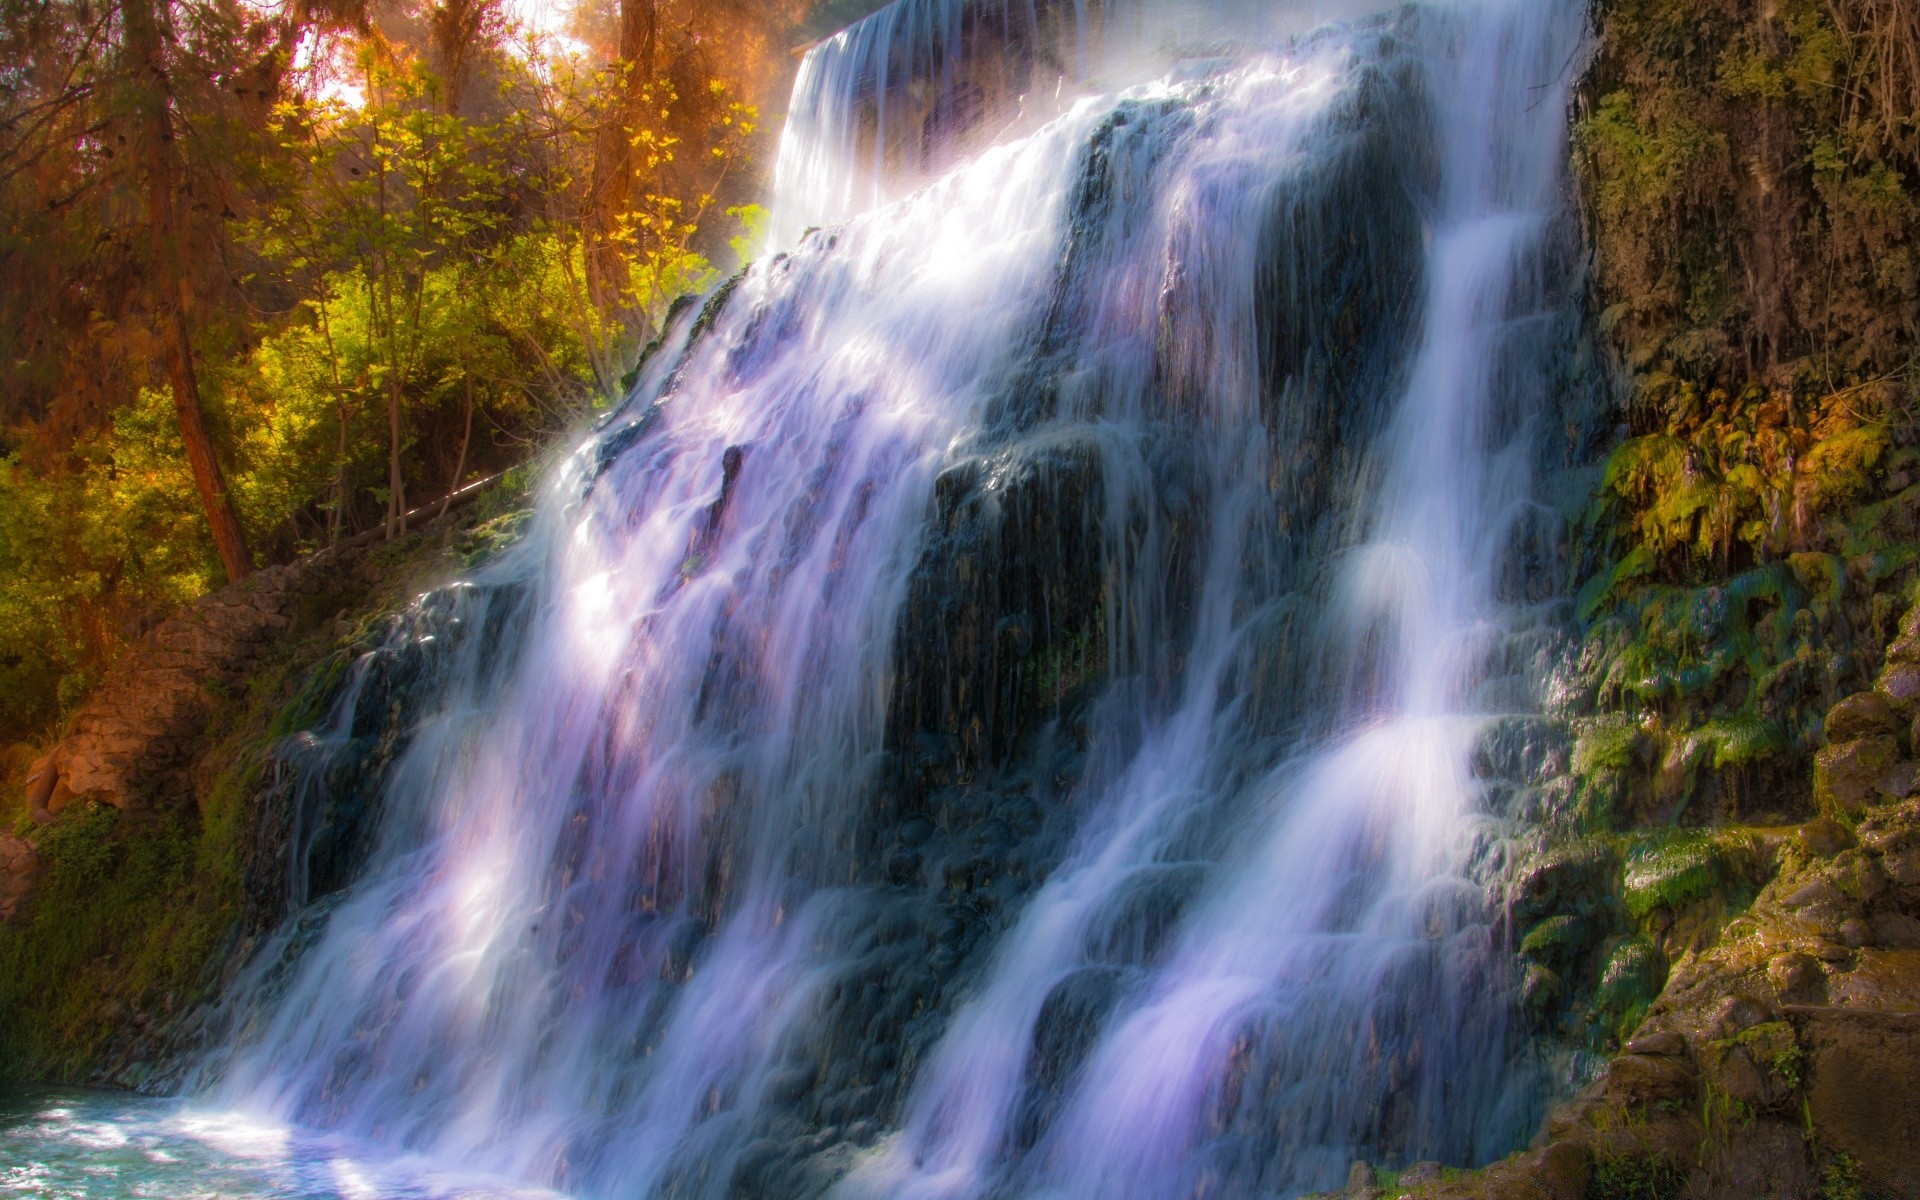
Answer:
[1622,833,1727,921]
[0,564,417,1080]
[1726,1020,1803,1091]
[1694,713,1786,769]
[1575,718,1646,776]
[1592,936,1664,1041]
[455,508,534,569]
[1521,914,1590,965]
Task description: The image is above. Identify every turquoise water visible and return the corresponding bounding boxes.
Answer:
[0,1089,562,1199]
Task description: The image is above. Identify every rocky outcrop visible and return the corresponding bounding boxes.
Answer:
[1815,606,1920,818]
[31,552,377,819]
[1311,800,1920,1200]
[1309,596,1920,1200]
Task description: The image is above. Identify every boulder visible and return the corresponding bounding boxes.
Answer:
[1882,761,1920,800]
[1815,736,1901,817]
[1797,817,1857,858]
[1877,661,1920,715]
[1886,606,1920,665]
[1623,1029,1687,1058]
[23,753,56,821]
[38,552,373,814]
[1766,952,1826,1004]
[1826,690,1900,742]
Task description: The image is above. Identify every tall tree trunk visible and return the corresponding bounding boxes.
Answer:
[586,0,658,316]
[122,0,253,583]
[387,368,406,538]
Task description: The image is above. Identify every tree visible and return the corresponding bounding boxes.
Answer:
[584,0,655,317]
[120,0,253,581]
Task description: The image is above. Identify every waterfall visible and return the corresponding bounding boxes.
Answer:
[194,1,1591,1196]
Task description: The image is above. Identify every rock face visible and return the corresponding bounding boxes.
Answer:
[1795,1005,1920,1192]
[39,553,373,816]
[1381,797,1920,1200]
[0,834,39,924]
[1356,595,1920,1200]
[1811,606,1920,819]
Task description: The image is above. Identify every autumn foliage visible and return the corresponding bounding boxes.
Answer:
[0,0,814,743]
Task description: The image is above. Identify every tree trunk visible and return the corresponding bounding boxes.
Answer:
[122,0,253,583]
[440,370,474,520]
[386,360,406,539]
[428,0,495,114]
[586,0,658,314]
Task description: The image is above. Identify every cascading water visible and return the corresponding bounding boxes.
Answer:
[125,1,1592,1196]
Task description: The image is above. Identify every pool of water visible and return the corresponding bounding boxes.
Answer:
[0,1089,563,1200]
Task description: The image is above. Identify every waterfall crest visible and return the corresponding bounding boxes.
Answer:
[196,2,1592,1196]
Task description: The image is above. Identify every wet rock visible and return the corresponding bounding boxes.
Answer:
[1510,842,1614,927]
[1871,910,1920,949]
[0,833,40,923]
[1877,661,1920,715]
[1816,736,1901,817]
[1703,1043,1771,1108]
[1604,1053,1696,1106]
[1700,1119,1812,1200]
[1622,1029,1687,1058]
[1399,1161,1444,1186]
[1793,1007,1920,1198]
[1767,952,1826,1004]
[1885,609,1920,664]
[1521,962,1564,1021]
[1343,1161,1382,1198]
[1833,850,1890,904]
[1797,816,1857,858]
[1881,760,1920,800]
[1705,993,1776,1041]
[1826,690,1899,741]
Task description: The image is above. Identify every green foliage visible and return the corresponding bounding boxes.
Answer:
[1568,9,1920,828]
[0,596,384,1079]
[1820,1153,1866,1200]
[456,509,536,569]
[0,801,212,1078]
[1587,1153,1688,1200]
[1581,0,1920,381]
[0,29,768,746]
[1584,381,1891,583]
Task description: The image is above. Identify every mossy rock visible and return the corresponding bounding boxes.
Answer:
[1622,833,1729,922]
[1592,936,1665,1042]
